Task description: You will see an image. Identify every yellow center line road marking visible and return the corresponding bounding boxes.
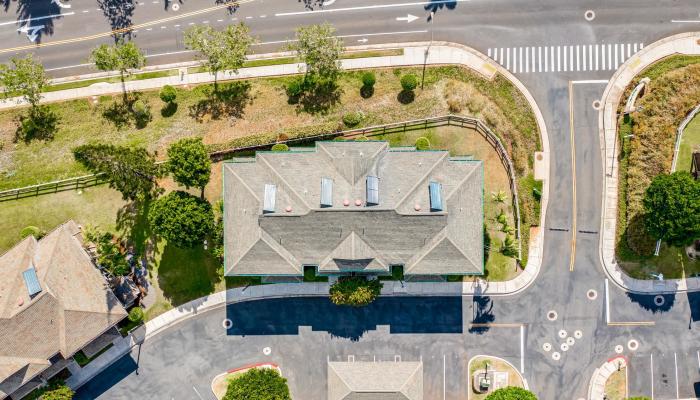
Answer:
[568,80,577,272]
[607,321,656,327]
[0,1,252,55]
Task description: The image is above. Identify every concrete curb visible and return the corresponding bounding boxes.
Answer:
[586,356,627,400]
[598,32,700,294]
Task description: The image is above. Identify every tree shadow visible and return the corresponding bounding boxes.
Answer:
[101,100,132,129]
[14,105,59,143]
[160,102,178,117]
[14,0,64,43]
[163,0,183,11]
[298,80,342,114]
[298,0,324,10]
[360,85,374,99]
[158,243,222,306]
[626,292,675,313]
[115,198,154,258]
[397,90,415,104]
[214,0,239,14]
[468,285,494,334]
[424,0,458,14]
[97,0,135,38]
[189,81,252,122]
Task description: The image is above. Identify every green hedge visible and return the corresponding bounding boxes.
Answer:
[330,276,382,307]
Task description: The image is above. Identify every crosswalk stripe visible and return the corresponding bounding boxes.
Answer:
[486,42,644,74]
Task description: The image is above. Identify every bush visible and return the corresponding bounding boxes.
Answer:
[643,172,700,247]
[148,191,214,248]
[159,85,177,103]
[128,307,144,323]
[354,136,369,141]
[329,276,382,307]
[25,380,74,400]
[361,71,376,87]
[131,99,152,127]
[20,225,42,239]
[285,77,304,99]
[415,136,430,150]
[271,143,289,152]
[224,368,290,400]
[485,387,537,400]
[16,105,59,142]
[400,74,418,91]
[342,111,364,127]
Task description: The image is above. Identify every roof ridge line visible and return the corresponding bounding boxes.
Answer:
[444,162,480,201]
[398,362,423,394]
[225,164,261,203]
[394,152,448,211]
[404,228,448,274]
[259,230,302,273]
[328,362,355,398]
[444,235,480,272]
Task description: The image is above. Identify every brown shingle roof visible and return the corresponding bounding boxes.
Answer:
[327,361,423,400]
[0,221,127,398]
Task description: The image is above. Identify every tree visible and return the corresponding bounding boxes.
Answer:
[73,144,161,201]
[400,74,418,91]
[223,368,291,400]
[184,23,255,92]
[159,85,177,104]
[90,40,146,101]
[415,136,430,150]
[166,137,211,198]
[329,276,382,307]
[289,23,344,83]
[0,54,48,108]
[485,387,537,400]
[148,191,214,248]
[643,172,700,247]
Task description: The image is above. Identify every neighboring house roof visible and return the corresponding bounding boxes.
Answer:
[327,361,423,400]
[0,221,127,399]
[223,141,483,276]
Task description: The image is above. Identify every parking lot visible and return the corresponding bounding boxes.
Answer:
[628,350,700,399]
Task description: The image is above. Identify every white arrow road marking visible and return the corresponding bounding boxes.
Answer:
[51,0,72,9]
[396,13,419,23]
[18,24,44,42]
[357,38,368,43]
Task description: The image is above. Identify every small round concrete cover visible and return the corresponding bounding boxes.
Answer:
[628,339,639,351]
[263,347,272,355]
[615,345,624,354]
[222,319,233,329]
[584,10,595,21]
[574,330,583,339]
[587,289,598,300]
[547,310,558,321]
[654,295,665,306]
[171,3,180,10]
[560,343,569,352]
[543,343,552,352]
[552,352,561,361]
[566,337,575,346]
[558,329,567,339]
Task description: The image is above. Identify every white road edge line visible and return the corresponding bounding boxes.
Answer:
[276,0,470,16]
[520,324,525,373]
[192,386,204,400]
[674,352,679,399]
[671,20,700,23]
[0,11,76,27]
[697,350,700,369]
[605,279,610,324]
[443,354,446,400]
[650,353,654,400]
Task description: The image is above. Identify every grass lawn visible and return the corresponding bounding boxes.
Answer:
[374,125,521,281]
[604,367,627,400]
[615,56,700,277]
[676,113,700,173]
[468,356,523,400]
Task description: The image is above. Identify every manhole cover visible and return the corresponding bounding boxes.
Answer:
[592,100,602,110]
[171,3,180,10]
[566,337,575,346]
[552,352,561,361]
[574,330,583,339]
[628,339,639,351]
[587,289,598,300]
[584,10,595,21]
[561,343,569,352]
[543,343,552,352]
[547,310,558,321]
[615,345,624,354]
[558,330,567,339]
[654,295,665,306]
[263,347,272,355]
[222,318,233,329]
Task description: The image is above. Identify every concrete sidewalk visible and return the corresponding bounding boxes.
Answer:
[598,32,700,294]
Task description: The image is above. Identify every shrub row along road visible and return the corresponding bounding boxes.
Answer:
[4,0,697,398]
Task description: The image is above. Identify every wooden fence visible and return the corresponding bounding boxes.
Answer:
[0,173,108,201]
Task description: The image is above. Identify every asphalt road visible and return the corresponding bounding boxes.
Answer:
[6,0,697,398]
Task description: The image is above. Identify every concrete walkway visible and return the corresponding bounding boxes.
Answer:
[598,32,700,294]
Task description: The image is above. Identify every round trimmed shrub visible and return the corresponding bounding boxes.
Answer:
[329,276,382,307]
[415,136,430,150]
[20,225,42,239]
[159,85,177,104]
[224,368,290,400]
[361,71,376,88]
[400,74,418,91]
[485,387,537,400]
[342,111,364,127]
[271,143,289,152]
[132,100,149,117]
[128,307,144,323]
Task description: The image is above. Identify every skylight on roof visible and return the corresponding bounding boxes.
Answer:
[263,184,277,213]
[22,266,41,297]
[366,176,379,206]
[429,181,443,211]
[321,177,333,207]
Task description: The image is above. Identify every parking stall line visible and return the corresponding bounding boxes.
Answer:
[651,354,654,400]
[674,352,679,399]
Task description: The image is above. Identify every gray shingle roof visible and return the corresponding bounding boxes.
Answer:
[0,221,127,398]
[224,141,483,276]
[327,361,423,400]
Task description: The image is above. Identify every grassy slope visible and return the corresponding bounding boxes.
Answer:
[677,114,700,173]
